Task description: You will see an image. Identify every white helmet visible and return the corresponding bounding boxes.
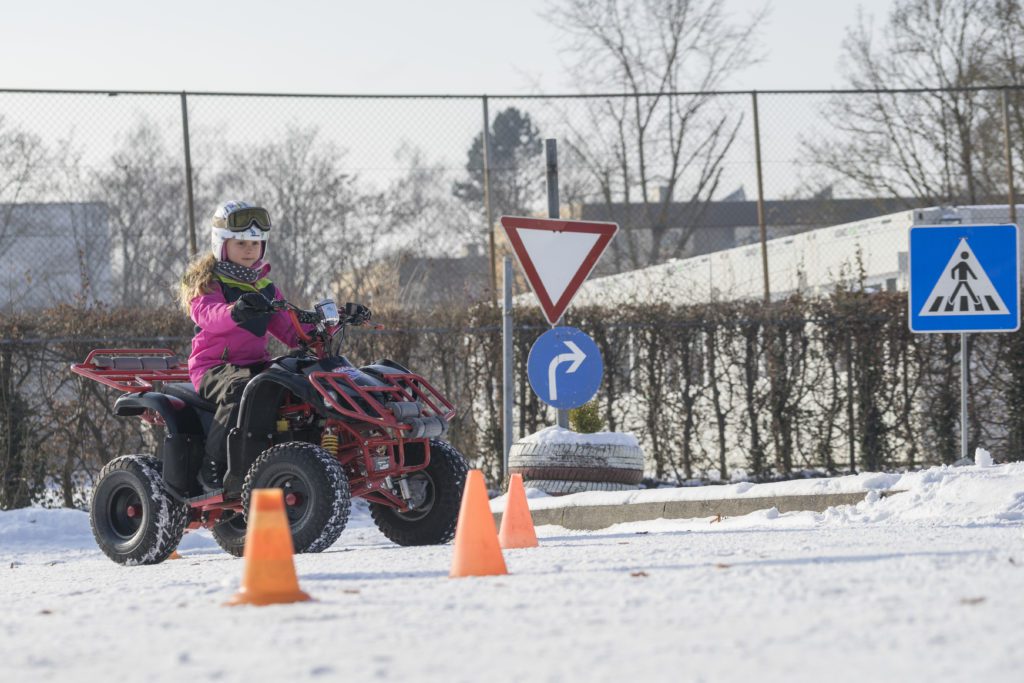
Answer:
[210,200,271,261]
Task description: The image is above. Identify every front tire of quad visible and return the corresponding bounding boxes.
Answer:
[210,511,248,557]
[242,442,351,554]
[90,455,188,565]
[370,439,469,546]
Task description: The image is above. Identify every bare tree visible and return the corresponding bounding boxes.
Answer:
[0,117,51,259]
[218,126,362,303]
[336,143,486,308]
[543,0,764,271]
[92,118,188,307]
[988,1,1024,181]
[806,0,1003,205]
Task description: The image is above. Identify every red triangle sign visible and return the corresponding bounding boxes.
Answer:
[500,216,618,325]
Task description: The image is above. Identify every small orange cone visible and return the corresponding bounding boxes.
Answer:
[168,550,183,560]
[450,470,507,578]
[224,488,312,606]
[498,474,538,549]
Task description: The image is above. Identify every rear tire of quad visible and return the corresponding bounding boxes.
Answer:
[242,442,351,554]
[90,455,188,566]
[370,439,468,546]
[210,511,247,558]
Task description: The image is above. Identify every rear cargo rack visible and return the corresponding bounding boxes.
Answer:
[71,349,189,393]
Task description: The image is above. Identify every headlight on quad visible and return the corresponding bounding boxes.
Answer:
[324,389,341,408]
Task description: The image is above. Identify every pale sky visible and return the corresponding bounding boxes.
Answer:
[0,0,896,94]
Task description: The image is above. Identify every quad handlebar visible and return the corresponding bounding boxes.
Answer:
[271,297,380,359]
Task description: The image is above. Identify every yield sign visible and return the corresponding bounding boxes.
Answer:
[500,216,618,325]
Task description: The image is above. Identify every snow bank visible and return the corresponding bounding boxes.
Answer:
[492,469,902,511]
[0,495,380,557]
[492,462,1024,527]
[823,463,1024,525]
[517,425,640,447]
[0,507,94,552]
[5,463,1022,558]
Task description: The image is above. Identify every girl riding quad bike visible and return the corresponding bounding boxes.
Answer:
[72,298,469,565]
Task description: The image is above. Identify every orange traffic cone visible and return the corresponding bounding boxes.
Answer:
[498,474,538,549]
[168,550,183,560]
[224,488,312,606]
[449,470,507,578]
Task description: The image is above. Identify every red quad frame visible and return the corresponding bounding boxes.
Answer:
[309,369,456,506]
[71,345,459,523]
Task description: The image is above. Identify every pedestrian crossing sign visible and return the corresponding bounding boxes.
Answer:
[909,224,1020,333]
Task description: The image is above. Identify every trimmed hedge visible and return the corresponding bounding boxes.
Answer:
[2,292,1021,509]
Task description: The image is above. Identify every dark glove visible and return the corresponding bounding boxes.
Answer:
[230,292,273,325]
[344,302,371,325]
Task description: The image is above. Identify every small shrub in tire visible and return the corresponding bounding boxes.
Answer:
[370,439,468,546]
[242,442,351,554]
[90,455,188,565]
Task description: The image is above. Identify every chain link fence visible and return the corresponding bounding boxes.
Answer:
[2,86,1023,506]
[2,86,1020,313]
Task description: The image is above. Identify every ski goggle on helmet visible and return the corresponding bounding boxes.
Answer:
[211,201,271,261]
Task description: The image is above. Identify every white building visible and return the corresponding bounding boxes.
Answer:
[574,205,1024,306]
[0,202,113,312]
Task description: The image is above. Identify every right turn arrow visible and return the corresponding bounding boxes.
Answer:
[547,341,586,402]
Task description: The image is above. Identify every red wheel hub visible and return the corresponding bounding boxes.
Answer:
[284,492,303,507]
[126,504,141,518]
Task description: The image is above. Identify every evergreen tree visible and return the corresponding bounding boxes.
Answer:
[453,107,544,219]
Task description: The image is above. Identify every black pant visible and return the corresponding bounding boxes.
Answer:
[198,363,263,466]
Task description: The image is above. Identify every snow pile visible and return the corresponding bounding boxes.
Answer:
[517,425,640,447]
[824,463,1024,526]
[0,507,95,552]
[976,447,994,467]
[492,468,903,512]
[0,495,380,557]
[4,463,1022,558]
[492,462,1024,527]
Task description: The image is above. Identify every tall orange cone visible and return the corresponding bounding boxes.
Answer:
[498,473,538,549]
[449,470,507,578]
[224,488,312,606]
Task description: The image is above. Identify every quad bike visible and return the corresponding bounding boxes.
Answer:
[72,299,468,565]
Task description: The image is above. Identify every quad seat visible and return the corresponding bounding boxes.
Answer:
[163,382,217,414]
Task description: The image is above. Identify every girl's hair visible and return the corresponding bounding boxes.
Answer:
[177,253,218,313]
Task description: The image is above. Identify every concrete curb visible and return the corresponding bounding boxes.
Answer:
[494,490,904,531]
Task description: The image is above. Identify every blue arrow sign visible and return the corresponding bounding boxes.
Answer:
[527,327,603,410]
[909,224,1020,333]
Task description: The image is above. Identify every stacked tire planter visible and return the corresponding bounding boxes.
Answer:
[508,427,645,496]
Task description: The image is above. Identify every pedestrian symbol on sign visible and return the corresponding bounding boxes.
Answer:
[919,238,1008,316]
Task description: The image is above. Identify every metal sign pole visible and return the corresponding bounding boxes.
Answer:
[961,332,969,462]
[502,256,514,479]
[545,138,570,430]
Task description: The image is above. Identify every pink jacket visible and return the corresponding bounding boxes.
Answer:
[187,264,303,389]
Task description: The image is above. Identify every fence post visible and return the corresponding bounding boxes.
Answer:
[503,256,514,479]
[752,90,770,304]
[483,95,497,303]
[1003,87,1018,226]
[180,92,197,258]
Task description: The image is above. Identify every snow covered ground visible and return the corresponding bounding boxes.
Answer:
[3,463,1024,683]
